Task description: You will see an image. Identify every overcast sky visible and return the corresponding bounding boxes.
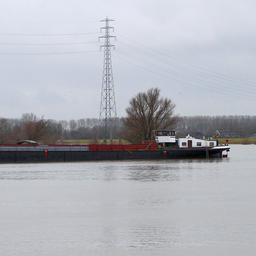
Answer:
[0,0,255,120]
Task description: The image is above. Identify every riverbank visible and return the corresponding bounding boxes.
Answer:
[218,137,256,144]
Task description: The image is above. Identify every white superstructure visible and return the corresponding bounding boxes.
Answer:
[154,130,176,144]
[178,135,217,148]
[154,131,218,148]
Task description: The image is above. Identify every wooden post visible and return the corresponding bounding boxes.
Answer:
[205,149,209,159]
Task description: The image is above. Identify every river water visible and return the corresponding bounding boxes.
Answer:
[0,145,255,256]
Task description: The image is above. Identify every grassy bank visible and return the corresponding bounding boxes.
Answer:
[218,138,256,144]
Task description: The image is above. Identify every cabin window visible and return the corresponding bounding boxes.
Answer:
[197,142,202,147]
[155,131,175,136]
[209,142,214,147]
[182,142,187,146]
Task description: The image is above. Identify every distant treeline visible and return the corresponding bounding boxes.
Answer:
[176,116,256,138]
[0,114,255,144]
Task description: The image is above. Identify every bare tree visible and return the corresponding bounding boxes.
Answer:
[123,88,177,142]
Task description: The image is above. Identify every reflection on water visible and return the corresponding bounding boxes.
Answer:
[127,167,180,182]
[0,145,255,256]
[0,159,225,182]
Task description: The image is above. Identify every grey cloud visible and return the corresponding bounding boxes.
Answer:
[0,0,255,119]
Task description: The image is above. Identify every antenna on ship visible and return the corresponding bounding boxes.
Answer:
[99,17,117,142]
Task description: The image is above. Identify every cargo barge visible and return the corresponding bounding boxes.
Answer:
[0,131,230,163]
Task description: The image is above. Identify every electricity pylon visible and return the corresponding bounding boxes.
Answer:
[99,17,117,141]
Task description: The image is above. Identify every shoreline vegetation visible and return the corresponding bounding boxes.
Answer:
[0,113,256,145]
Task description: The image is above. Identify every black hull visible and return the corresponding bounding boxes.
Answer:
[0,147,228,163]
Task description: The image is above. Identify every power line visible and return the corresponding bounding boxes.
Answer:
[0,32,98,37]
[118,35,256,90]
[117,39,256,96]
[0,41,98,46]
[0,50,98,56]
[116,50,256,101]
[117,49,256,98]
